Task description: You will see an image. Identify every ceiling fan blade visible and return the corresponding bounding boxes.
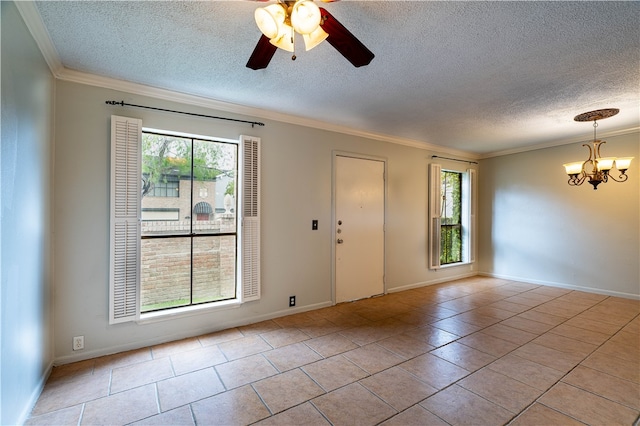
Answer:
[246,35,278,70]
[319,7,374,67]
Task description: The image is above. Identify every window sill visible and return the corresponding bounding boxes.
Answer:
[439,261,473,269]
[137,299,242,324]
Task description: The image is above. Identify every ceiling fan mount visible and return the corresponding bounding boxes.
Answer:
[247,0,374,70]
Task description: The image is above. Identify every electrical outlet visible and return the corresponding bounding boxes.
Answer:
[73,336,84,351]
[289,296,296,307]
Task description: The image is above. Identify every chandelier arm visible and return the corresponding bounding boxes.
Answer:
[583,159,595,178]
[595,139,605,159]
[568,174,586,186]
[607,173,629,183]
[582,143,594,165]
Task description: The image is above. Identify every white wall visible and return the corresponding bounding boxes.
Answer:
[0,2,55,424]
[53,80,478,363]
[478,133,640,297]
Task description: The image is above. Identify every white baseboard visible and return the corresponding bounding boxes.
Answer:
[53,272,639,366]
[478,272,640,300]
[18,360,54,425]
[387,271,478,293]
[54,301,333,366]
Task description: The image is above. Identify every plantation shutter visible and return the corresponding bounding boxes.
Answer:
[240,136,261,302]
[428,163,442,270]
[109,115,142,324]
[467,168,477,263]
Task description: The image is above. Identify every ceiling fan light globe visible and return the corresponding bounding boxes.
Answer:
[303,26,328,51]
[255,4,286,39]
[269,24,295,52]
[291,0,321,35]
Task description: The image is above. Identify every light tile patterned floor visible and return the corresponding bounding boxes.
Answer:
[26,277,640,425]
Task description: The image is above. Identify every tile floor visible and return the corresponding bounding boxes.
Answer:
[26,277,640,425]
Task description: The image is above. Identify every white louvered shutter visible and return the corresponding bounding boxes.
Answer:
[428,163,442,270]
[109,116,142,324]
[240,136,261,302]
[467,168,477,263]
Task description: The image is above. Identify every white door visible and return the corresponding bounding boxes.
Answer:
[335,155,385,303]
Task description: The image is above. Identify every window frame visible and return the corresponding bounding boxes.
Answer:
[428,163,476,270]
[139,130,239,314]
[440,170,463,265]
[109,115,260,324]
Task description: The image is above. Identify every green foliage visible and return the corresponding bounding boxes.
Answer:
[142,134,232,197]
[440,171,462,264]
[441,224,462,264]
[225,180,235,196]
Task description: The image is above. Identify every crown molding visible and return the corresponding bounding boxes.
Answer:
[14,0,478,160]
[15,0,63,77]
[480,126,640,159]
[21,0,636,163]
[57,67,481,160]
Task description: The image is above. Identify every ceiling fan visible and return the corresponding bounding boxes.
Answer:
[246,0,374,70]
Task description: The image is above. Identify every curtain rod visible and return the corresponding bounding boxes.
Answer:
[431,155,478,165]
[105,100,265,128]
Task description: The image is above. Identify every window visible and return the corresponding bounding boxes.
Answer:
[440,170,462,265]
[109,115,260,324]
[428,163,476,269]
[140,132,237,313]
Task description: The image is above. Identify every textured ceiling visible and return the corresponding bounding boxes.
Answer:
[33,1,640,155]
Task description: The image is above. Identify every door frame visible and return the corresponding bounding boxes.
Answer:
[331,151,388,305]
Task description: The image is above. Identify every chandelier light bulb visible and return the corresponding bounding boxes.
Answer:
[563,161,583,176]
[615,157,633,171]
[596,157,615,172]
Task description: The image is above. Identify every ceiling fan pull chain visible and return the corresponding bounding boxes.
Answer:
[291,27,297,61]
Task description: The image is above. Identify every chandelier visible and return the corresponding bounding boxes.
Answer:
[562,108,633,190]
[254,0,329,54]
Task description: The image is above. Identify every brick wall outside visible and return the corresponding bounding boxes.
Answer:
[140,216,237,311]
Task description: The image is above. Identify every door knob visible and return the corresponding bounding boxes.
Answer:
[337,239,344,244]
